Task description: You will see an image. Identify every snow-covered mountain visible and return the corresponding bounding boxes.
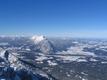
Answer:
[31,35,54,54]
[1,37,107,80]
[31,35,46,44]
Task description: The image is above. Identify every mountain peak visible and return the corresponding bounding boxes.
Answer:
[30,35,54,54]
[31,35,46,44]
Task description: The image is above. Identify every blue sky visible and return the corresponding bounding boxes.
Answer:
[0,0,107,38]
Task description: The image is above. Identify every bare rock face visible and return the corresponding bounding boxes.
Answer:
[31,35,54,54]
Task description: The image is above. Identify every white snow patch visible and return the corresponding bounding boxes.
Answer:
[57,56,82,62]
[66,72,71,77]
[47,60,57,66]
[57,46,95,56]
[77,59,87,62]
[82,78,87,80]
[90,58,98,62]
[35,56,48,61]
